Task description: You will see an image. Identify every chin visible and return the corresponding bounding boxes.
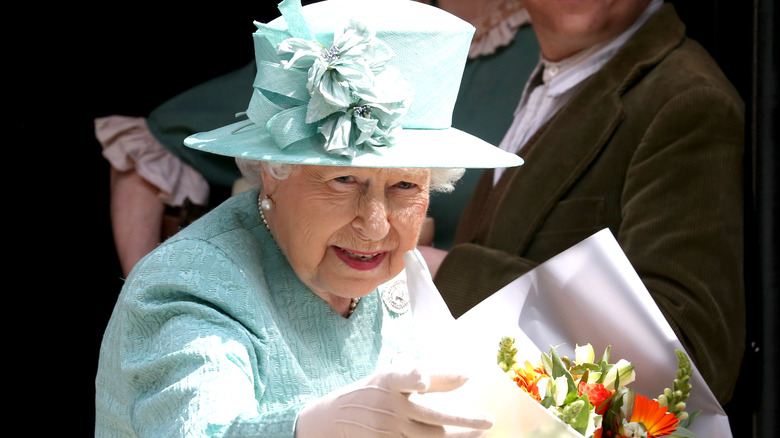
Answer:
[336,269,397,297]
[332,281,382,299]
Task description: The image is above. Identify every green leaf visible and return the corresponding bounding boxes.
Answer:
[580,369,590,385]
[549,347,578,395]
[569,395,593,435]
[542,351,554,376]
[596,363,612,384]
[679,410,701,428]
[599,345,612,364]
[563,390,580,406]
[668,426,700,438]
[569,363,601,376]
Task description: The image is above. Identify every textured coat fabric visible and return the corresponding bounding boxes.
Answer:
[96,188,417,437]
[434,4,745,404]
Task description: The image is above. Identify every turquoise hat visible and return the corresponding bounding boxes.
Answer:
[184,0,524,169]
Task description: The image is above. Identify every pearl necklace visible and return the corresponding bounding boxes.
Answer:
[258,194,360,318]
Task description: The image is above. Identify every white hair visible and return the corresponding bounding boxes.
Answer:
[235,158,465,193]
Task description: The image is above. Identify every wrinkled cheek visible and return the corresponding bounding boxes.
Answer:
[280,224,328,273]
[394,204,429,250]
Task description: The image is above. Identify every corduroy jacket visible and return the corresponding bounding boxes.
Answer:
[434,4,745,404]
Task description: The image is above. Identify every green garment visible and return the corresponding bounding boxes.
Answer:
[96,189,417,437]
[147,63,256,187]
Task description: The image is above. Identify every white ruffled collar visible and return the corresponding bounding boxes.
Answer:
[468,3,530,58]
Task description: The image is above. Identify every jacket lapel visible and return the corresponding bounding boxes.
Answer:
[474,4,686,255]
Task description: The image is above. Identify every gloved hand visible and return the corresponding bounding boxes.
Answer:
[295,364,492,437]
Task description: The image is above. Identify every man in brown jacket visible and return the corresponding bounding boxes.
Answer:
[424,0,745,405]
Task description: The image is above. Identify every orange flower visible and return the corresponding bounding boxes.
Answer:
[578,381,614,415]
[628,394,679,437]
[513,361,548,402]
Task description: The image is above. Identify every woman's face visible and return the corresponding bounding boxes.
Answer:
[262,165,431,301]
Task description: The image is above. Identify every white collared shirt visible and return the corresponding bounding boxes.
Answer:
[493,0,663,184]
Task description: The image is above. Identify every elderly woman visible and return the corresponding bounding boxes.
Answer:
[95,0,523,437]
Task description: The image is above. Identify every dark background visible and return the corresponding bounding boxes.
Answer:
[11,0,775,435]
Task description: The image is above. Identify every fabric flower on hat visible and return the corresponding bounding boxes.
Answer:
[278,19,413,157]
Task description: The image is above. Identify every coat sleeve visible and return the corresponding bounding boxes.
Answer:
[98,238,305,438]
[434,243,538,317]
[617,85,745,404]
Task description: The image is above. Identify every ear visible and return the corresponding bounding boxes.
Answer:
[260,165,280,196]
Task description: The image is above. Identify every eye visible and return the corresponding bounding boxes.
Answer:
[395,181,417,189]
[334,175,355,184]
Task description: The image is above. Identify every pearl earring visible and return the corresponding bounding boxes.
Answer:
[260,195,274,211]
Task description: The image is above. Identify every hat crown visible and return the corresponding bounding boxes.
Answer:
[256,0,474,131]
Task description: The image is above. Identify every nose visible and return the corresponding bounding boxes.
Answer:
[353,195,391,241]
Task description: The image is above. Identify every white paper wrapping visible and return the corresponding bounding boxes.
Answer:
[404,229,732,438]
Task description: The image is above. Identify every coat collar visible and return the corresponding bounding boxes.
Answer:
[476,4,687,254]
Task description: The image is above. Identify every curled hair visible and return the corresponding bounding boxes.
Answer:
[429,167,465,193]
[235,158,464,193]
[235,159,296,187]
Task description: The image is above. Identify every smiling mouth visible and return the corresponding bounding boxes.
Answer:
[333,246,388,270]
[339,247,383,261]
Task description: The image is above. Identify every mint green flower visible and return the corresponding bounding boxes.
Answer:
[277,20,411,156]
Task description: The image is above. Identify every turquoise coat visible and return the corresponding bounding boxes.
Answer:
[96,189,417,437]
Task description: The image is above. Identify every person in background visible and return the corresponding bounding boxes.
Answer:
[95,0,523,436]
[95,62,254,277]
[420,0,746,406]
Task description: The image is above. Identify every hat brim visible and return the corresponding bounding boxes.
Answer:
[184,121,523,169]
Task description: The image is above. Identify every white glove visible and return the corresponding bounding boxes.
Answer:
[295,364,493,437]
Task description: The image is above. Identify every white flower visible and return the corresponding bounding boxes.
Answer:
[619,419,649,438]
[585,411,603,438]
[602,359,636,391]
[575,343,595,365]
[538,375,569,407]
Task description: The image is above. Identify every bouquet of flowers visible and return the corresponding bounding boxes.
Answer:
[497,337,700,438]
